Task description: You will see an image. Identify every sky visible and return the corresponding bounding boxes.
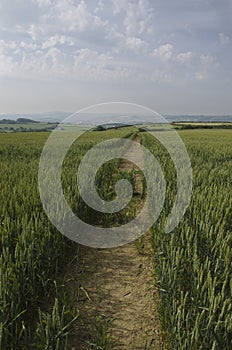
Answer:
[0,0,232,115]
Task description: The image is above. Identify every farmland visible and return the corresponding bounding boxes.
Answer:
[143,129,232,349]
[0,128,231,349]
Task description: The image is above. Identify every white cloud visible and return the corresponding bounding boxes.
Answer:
[94,0,104,13]
[113,0,154,36]
[151,44,193,65]
[42,35,74,49]
[0,40,17,51]
[151,44,174,61]
[176,51,193,64]
[219,32,230,45]
[194,54,219,81]
[20,41,37,50]
[49,0,108,34]
[42,36,58,50]
[74,48,111,65]
[33,0,52,7]
[72,48,136,81]
[125,37,148,51]
[151,69,172,83]
[26,24,42,41]
[200,54,218,68]
[0,41,137,83]
[150,43,219,83]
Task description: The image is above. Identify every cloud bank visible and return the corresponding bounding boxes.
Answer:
[0,0,231,114]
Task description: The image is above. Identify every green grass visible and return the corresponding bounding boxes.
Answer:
[0,128,136,349]
[0,128,231,349]
[141,129,232,349]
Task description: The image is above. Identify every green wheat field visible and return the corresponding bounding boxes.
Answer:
[0,128,231,349]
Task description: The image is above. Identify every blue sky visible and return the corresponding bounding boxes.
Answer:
[0,0,231,114]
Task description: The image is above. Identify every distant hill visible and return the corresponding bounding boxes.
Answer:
[17,118,39,124]
[0,111,231,124]
[0,111,70,123]
[0,118,39,124]
[167,115,232,123]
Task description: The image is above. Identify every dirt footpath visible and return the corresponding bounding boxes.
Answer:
[70,136,165,349]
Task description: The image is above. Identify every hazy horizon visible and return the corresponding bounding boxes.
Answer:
[1,110,232,117]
